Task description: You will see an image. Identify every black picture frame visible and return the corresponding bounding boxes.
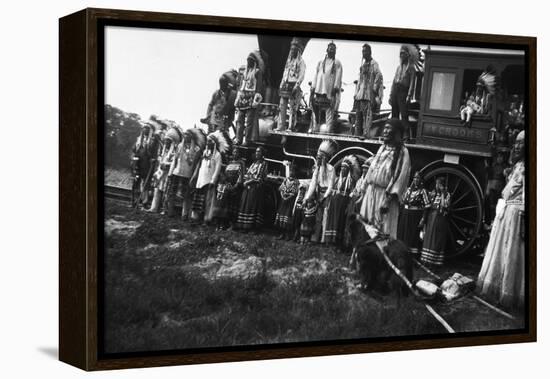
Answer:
[59,8,537,371]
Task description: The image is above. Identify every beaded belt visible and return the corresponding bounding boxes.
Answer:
[404,205,423,210]
[505,199,523,206]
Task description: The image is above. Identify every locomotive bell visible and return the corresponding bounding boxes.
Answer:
[319,123,331,134]
[258,116,276,140]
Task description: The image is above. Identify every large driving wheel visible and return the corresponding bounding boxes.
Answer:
[422,166,483,258]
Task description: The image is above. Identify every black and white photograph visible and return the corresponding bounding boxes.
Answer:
[101,25,528,355]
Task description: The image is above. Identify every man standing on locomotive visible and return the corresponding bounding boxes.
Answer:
[235,51,264,146]
[276,38,306,132]
[353,43,383,139]
[309,42,343,133]
[389,45,417,139]
[359,118,411,238]
[201,71,237,134]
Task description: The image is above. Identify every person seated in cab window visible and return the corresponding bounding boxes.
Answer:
[459,91,483,127]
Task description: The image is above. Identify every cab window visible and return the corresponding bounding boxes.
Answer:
[428,71,456,111]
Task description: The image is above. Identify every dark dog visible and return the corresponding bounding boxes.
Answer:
[356,238,413,298]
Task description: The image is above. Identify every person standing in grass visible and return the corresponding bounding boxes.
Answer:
[420,177,452,266]
[300,197,318,245]
[274,163,300,240]
[190,130,231,224]
[397,171,430,255]
[236,147,268,232]
[148,125,182,213]
[166,128,204,219]
[348,158,373,267]
[477,131,525,310]
[291,183,308,242]
[304,139,338,243]
[359,119,411,238]
[211,147,246,230]
[324,155,360,249]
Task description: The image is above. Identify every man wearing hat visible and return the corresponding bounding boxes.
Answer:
[477,130,525,310]
[304,139,338,242]
[201,71,238,134]
[235,51,265,145]
[310,42,343,133]
[359,118,411,238]
[276,38,306,132]
[353,43,383,139]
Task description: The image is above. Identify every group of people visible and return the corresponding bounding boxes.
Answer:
[131,114,526,310]
[133,120,273,232]
[129,36,526,311]
[302,41,417,138]
[199,38,419,145]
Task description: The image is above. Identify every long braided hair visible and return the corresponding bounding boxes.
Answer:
[322,42,337,75]
[387,118,405,175]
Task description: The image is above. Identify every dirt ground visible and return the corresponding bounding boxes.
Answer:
[103,200,525,354]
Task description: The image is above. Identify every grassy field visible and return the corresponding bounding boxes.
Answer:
[103,200,524,354]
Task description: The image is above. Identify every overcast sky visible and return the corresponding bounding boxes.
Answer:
[105,26,522,129]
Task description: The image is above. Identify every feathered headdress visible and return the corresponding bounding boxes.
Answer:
[164,126,182,145]
[207,130,232,155]
[290,37,308,54]
[477,71,497,95]
[317,139,339,160]
[400,44,420,66]
[186,127,207,151]
[248,50,266,74]
[341,155,361,180]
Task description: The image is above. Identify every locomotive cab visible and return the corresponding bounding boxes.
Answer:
[416,49,525,154]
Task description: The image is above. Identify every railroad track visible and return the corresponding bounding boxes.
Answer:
[104,185,132,203]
